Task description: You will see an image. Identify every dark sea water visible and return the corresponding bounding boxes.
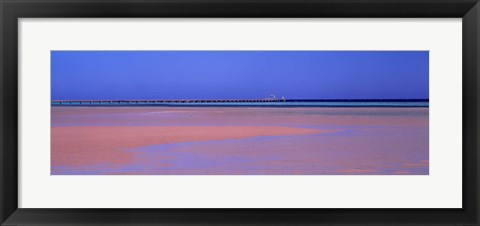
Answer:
[51,100,429,108]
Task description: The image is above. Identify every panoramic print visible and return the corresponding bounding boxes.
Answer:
[51,51,429,175]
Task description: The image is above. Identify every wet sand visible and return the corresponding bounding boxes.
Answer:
[52,126,328,166]
[51,107,429,175]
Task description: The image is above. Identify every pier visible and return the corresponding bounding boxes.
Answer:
[51,99,429,107]
[51,99,285,105]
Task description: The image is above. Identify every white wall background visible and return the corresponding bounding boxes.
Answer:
[19,18,462,208]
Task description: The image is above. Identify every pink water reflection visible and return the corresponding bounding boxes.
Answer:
[51,107,428,175]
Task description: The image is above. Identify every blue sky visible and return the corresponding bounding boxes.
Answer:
[51,51,428,100]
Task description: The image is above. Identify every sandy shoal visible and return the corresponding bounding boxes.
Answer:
[52,126,329,166]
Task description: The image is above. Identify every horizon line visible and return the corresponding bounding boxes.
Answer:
[52,98,429,102]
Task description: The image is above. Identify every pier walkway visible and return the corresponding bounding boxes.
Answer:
[52,99,284,105]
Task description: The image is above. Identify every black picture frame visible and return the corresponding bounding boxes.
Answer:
[1,0,479,225]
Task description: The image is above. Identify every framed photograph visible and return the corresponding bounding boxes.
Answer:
[1,0,479,225]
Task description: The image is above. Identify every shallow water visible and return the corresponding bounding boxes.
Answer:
[51,107,428,175]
